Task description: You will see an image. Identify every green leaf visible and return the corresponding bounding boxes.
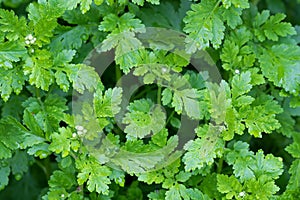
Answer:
[226,142,283,182]
[221,0,249,9]
[22,94,68,134]
[217,174,243,199]
[23,49,54,91]
[165,184,209,200]
[240,95,283,137]
[220,27,255,71]
[0,9,27,41]
[43,188,68,200]
[171,88,206,119]
[27,1,65,46]
[248,68,265,86]
[94,0,104,5]
[50,25,89,51]
[123,99,166,140]
[148,190,166,200]
[0,164,10,190]
[54,70,70,92]
[183,0,225,53]
[76,158,111,195]
[53,49,76,66]
[0,117,24,159]
[67,64,100,93]
[131,0,160,6]
[49,170,76,189]
[151,128,168,147]
[207,81,231,124]
[259,44,300,94]
[231,71,252,100]
[27,142,51,159]
[94,87,123,118]
[143,73,156,84]
[285,133,300,158]
[183,125,224,171]
[200,173,223,199]
[222,7,243,29]
[245,176,280,200]
[0,66,26,101]
[0,41,26,68]
[112,136,178,174]
[114,33,144,73]
[161,88,172,105]
[80,0,93,14]
[23,110,43,137]
[222,107,245,141]
[285,159,300,192]
[49,127,80,157]
[99,13,145,33]
[9,151,29,178]
[253,11,296,42]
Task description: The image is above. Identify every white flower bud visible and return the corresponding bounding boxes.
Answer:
[239,191,246,197]
[27,34,33,40]
[75,125,84,131]
[77,130,83,136]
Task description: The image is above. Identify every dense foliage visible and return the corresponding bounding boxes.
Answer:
[0,0,299,199]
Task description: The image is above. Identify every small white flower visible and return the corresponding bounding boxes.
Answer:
[61,194,65,198]
[77,130,83,136]
[30,38,36,44]
[26,34,33,40]
[72,133,77,138]
[239,191,246,197]
[235,69,240,74]
[161,67,167,73]
[25,34,37,45]
[75,125,84,131]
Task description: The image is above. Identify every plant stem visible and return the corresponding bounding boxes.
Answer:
[35,158,51,180]
[157,85,162,105]
[115,65,122,84]
[217,157,224,173]
[166,110,175,125]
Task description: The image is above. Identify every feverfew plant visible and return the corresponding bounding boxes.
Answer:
[0,0,299,199]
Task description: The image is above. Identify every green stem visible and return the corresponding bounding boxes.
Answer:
[217,157,224,174]
[115,65,122,84]
[166,110,175,125]
[35,158,51,180]
[70,151,78,160]
[132,85,156,100]
[157,85,162,105]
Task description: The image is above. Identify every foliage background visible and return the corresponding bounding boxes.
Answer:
[0,0,299,199]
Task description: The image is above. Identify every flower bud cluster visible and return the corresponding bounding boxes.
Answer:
[73,125,88,137]
[25,34,37,45]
